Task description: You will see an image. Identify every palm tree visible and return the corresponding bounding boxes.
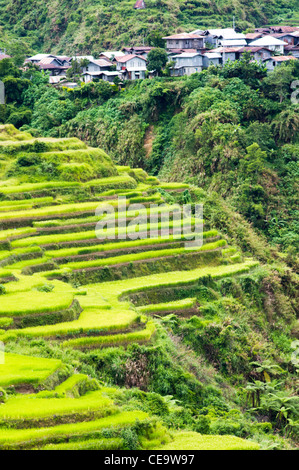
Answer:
[250,360,285,382]
[245,380,267,408]
[272,106,299,143]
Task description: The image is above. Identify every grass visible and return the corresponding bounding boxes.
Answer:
[0,291,74,316]
[137,298,197,314]
[62,319,156,349]
[45,230,219,258]
[0,411,148,449]
[0,353,62,387]
[0,307,139,340]
[60,240,226,271]
[40,437,124,450]
[153,431,260,451]
[0,390,114,421]
[0,181,80,195]
[0,261,257,342]
[11,218,201,248]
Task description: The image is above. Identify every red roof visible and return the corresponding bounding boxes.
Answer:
[238,46,271,53]
[134,0,145,8]
[115,54,146,63]
[270,55,297,62]
[255,26,299,34]
[246,33,263,40]
[0,53,11,60]
[91,58,112,66]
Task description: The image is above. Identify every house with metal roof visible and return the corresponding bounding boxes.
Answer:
[171,52,205,75]
[200,28,246,48]
[163,33,205,50]
[248,36,288,53]
[0,52,10,61]
[202,51,222,67]
[81,58,112,74]
[263,55,298,71]
[82,70,122,83]
[134,0,146,9]
[116,54,147,80]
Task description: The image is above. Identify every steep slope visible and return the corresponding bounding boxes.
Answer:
[0,126,297,449]
[0,0,296,54]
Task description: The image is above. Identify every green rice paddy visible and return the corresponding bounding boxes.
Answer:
[0,126,260,451]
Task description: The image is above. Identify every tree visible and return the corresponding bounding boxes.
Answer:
[146,48,168,76]
[263,63,294,103]
[222,51,267,87]
[250,360,285,383]
[0,58,20,79]
[147,31,166,48]
[272,106,299,143]
[66,59,89,81]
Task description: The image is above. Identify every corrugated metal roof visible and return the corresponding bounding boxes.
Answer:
[249,36,288,46]
[116,54,146,63]
[163,33,204,40]
[267,55,298,62]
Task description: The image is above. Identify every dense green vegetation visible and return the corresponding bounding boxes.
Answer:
[0,125,297,450]
[1,56,298,258]
[0,0,298,54]
[0,0,298,449]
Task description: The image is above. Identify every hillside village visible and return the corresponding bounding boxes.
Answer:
[1,25,299,87]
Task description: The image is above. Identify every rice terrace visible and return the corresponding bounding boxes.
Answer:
[0,123,266,451]
[0,110,297,454]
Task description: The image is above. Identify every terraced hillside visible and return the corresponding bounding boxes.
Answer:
[0,125,263,450]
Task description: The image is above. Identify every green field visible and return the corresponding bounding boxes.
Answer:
[0,126,261,451]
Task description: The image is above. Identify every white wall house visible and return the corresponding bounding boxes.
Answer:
[81,59,112,74]
[116,55,147,80]
[202,52,222,67]
[249,36,288,53]
[172,52,205,75]
[199,29,246,48]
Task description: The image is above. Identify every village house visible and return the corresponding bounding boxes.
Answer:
[0,51,10,61]
[199,28,246,48]
[245,33,263,44]
[81,58,112,74]
[263,55,298,71]
[26,54,55,64]
[202,51,222,67]
[171,52,205,76]
[285,44,299,58]
[271,33,298,46]
[248,36,287,53]
[99,51,125,64]
[82,70,121,83]
[116,54,147,80]
[134,0,146,9]
[239,46,272,61]
[123,46,154,59]
[163,33,205,51]
[31,57,69,78]
[255,26,299,35]
[212,47,242,64]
